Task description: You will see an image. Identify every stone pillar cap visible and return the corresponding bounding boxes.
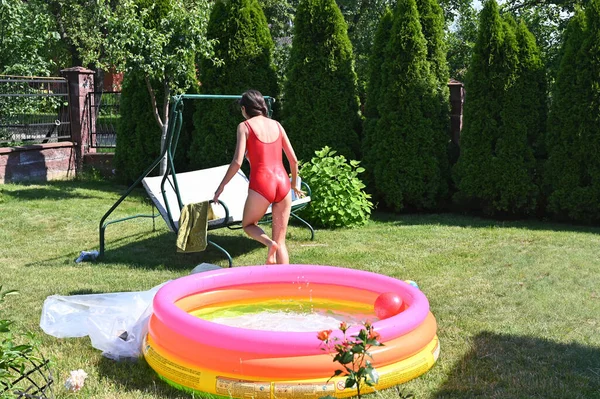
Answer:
[448,78,464,86]
[61,66,95,74]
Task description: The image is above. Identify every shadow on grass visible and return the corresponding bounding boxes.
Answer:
[0,179,149,201]
[434,331,600,398]
[68,289,102,295]
[22,231,159,268]
[370,212,600,235]
[99,231,262,270]
[96,356,188,398]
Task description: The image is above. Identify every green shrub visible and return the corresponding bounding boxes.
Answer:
[0,287,34,398]
[189,0,278,170]
[362,8,393,193]
[299,147,373,228]
[363,8,393,122]
[282,0,361,162]
[113,72,162,183]
[512,19,548,208]
[453,0,542,216]
[545,2,600,222]
[362,0,449,211]
[416,0,448,88]
[416,0,451,144]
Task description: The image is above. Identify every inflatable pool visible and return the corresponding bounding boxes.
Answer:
[144,265,439,398]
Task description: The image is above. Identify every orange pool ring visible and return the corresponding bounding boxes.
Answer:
[148,311,436,379]
[145,265,439,398]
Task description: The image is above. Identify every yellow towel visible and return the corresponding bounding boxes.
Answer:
[176,202,213,253]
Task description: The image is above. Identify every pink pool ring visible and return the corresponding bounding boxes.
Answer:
[144,264,439,398]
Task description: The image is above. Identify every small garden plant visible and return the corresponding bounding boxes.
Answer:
[317,321,382,399]
[0,286,51,399]
[0,286,33,398]
[300,146,373,228]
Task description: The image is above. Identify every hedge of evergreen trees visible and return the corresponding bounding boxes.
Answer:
[362,0,449,211]
[362,8,393,193]
[545,1,600,223]
[416,0,451,143]
[188,0,278,170]
[453,0,544,216]
[282,0,361,162]
[110,0,600,225]
[114,73,162,183]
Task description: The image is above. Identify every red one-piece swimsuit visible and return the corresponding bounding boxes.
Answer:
[245,120,291,203]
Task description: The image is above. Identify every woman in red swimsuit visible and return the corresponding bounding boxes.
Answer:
[213,90,304,264]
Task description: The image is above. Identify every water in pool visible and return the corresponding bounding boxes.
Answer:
[190,298,377,332]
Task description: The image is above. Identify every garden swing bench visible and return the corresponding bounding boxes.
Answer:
[98,94,314,267]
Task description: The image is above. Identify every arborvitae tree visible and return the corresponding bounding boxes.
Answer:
[363,8,393,121]
[415,0,450,95]
[175,79,201,172]
[494,16,542,215]
[454,0,539,216]
[282,0,361,162]
[363,0,448,211]
[575,0,600,220]
[513,19,548,201]
[362,8,393,191]
[546,2,600,222]
[189,0,278,169]
[545,10,586,191]
[454,0,507,212]
[416,0,451,192]
[114,73,162,182]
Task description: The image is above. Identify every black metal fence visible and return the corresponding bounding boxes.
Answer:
[0,76,71,146]
[88,91,120,149]
[0,354,54,399]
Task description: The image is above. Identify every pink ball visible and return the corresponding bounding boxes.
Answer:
[374,292,403,320]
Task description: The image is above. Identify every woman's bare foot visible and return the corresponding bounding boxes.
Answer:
[266,242,279,264]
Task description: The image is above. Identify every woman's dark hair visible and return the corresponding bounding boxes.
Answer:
[240,89,268,117]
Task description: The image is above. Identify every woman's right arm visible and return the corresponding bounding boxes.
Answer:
[280,123,304,197]
[213,123,247,202]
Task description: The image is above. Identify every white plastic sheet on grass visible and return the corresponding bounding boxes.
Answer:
[39,284,165,361]
[39,263,222,361]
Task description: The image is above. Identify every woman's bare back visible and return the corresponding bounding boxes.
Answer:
[244,116,280,143]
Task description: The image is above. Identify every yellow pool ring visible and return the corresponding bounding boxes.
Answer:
[143,334,440,399]
[147,311,438,379]
[145,265,440,398]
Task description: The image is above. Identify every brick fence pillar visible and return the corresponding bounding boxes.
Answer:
[61,66,96,172]
[448,79,465,146]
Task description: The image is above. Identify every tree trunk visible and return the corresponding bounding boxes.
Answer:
[158,82,170,175]
[159,121,169,175]
[144,75,170,175]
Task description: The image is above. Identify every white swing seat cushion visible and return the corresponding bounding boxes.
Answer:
[142,165,311,233]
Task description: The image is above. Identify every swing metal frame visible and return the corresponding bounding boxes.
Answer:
[98,94,314,267]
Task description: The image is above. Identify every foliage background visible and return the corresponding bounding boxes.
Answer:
[363,0,449,212]
[189,0,279,170]
[282,0,362,162]
[545,2,600,223]
[453,0,545,217]
[0,1,60,76]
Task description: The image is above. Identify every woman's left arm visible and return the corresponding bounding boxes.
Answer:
[213,123,247,202]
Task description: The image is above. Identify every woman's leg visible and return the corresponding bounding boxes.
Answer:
[271,191,292,264]
[242,189,278,264]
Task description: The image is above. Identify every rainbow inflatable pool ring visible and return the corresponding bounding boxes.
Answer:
[144,265,439,399]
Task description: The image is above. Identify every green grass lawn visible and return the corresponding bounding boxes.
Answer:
[1,179,599,399]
